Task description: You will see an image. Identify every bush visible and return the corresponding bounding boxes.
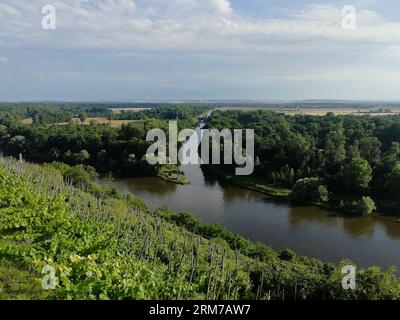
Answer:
[46,162,98,188]
[291,178,329,204]
[340,196,376,216]
[356,197,376,216]
[279,248,296,261]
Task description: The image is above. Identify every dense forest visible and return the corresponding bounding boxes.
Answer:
[112,105,210,121]
[204,110,400,215]
[0,104,208,177]
[0,102,112,125]
[0,102,210,125]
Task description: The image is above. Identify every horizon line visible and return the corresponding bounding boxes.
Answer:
[1,99,400,104]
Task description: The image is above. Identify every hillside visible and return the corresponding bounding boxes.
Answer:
[0,157,399,300]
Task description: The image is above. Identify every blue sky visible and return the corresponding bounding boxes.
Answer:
[1,0,400,101]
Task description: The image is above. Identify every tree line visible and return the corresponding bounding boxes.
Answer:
[0,105,207,177]
[205,110,400,215]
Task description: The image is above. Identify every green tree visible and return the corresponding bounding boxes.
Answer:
[63,164,98,187]
[358,137,382,168]
[384,162,400,199]
[356,196,376,216]
[0,124,7,136]
[342,156,372,193]
[324,130,346,169]
[340,197,376,216]
[72,150,90,164]
[9,135,27,154]
[78,112,87,123]
[291,177,329,204]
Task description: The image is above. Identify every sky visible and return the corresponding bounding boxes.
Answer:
[1,0,400,101]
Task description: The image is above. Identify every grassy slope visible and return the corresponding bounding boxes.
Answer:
[0,158,399,300]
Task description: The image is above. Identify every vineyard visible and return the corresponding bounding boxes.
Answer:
[0,157,399,300]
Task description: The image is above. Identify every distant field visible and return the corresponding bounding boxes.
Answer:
[21,118,33,124]
[110,108,151,114]
[280,107,400,116]
[72,117,140,127]
[21,117,139,128]
[108,120,140,127]
[20,107,400,128]
[217,107,400,116]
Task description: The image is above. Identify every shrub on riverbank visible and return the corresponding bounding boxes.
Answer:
[290,178,329,204]
[340,197,376,216]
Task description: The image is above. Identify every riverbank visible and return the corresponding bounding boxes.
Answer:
[201,165,291,199]
[226,175,291,199]
[200,165,400,220]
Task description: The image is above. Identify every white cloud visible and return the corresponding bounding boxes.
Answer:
[0,56,9,64]
[203,0,233,15]
[2,1,400,100]
[1,1,400,54]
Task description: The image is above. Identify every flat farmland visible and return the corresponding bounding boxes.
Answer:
[217,107,400,116]
[110,108,151,114]
[73,117,140,127]
[21,118,33,124]
[21,117,140,128]
[280,107,400,116]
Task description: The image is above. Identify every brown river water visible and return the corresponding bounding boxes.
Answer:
[100,126,400,271]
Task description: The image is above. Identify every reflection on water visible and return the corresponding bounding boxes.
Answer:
[341,216,375,238]
[98,126,400,272]
[288,206,338,227]
[116,177,178,196]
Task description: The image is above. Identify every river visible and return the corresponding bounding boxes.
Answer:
[100,125,400,271]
